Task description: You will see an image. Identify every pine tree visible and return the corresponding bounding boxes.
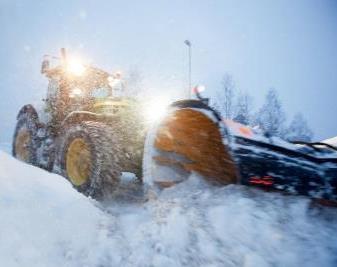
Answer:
[234,92,252,125]
[213,73,235,119]
[255,88,285,137]
[285,113,313,142]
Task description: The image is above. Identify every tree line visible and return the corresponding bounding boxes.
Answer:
[212,73,313,142]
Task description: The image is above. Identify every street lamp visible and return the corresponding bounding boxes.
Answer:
[184,39,192,99]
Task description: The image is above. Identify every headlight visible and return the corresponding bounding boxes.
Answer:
[69,88,83,98]
[143,96,171,123]
[66,58,86,76]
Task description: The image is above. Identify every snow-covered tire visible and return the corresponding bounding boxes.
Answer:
[12,111,39,165]
[58,121,124,198]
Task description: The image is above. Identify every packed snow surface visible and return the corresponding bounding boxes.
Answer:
[0,151,337,267]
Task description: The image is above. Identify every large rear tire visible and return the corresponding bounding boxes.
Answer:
[58,121,124,198]
[12,111,39,165]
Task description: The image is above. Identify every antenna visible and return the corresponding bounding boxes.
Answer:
[60,48,67,62]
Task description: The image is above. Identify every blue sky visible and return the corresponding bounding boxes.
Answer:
[1,0,337,143]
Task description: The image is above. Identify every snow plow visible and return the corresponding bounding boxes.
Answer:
[12,49,337,204]
[145,101,337,204]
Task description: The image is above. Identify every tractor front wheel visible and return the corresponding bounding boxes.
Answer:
[58,121,123,198]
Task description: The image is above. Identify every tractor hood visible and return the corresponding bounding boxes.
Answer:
[93,99,130,114]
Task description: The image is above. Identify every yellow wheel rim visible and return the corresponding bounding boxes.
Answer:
[66,138,92,186]
[15,128,31,162]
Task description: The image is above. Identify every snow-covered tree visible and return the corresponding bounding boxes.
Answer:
[234,92,253,125]
[213,73,235,119]
[284,113,313,142]
[255,88,286,137]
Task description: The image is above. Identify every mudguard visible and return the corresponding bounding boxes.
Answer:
[16,104,39,121]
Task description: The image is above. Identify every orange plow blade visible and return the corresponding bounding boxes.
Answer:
[146,108,238,187]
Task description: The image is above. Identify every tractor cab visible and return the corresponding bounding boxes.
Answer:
[41,49,128,126]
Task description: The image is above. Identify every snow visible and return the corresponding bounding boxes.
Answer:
[0,151,115,267]
[1,150,337,267]
[323,136,337,147]
[224,120,337,158]
[0,142,11,154]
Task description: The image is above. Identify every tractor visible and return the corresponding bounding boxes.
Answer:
[12,49,337,204]
[13,49,145,197]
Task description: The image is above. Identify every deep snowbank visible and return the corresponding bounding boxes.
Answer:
[0,151,116,267]
[1,151,337,267]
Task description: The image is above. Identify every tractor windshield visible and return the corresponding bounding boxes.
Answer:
[90,87,111,99]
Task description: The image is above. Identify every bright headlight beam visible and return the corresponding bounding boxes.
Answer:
[144,97,171,123]
[66,58,86,76]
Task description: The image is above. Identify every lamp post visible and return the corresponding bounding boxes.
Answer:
[184,40,192,99]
